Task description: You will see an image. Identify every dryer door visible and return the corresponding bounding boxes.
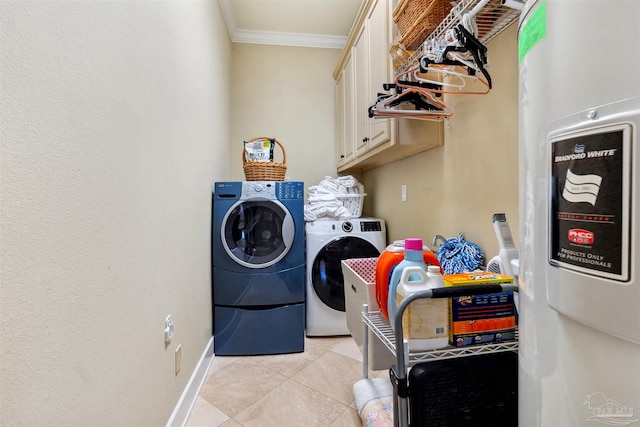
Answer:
[221,199,294,269]
[311,236,381,312]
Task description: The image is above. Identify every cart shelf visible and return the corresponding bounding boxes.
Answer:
[360,282,520,427]
[363,308,518,368]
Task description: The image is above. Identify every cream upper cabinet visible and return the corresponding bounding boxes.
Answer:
[333,0,443,173]
[354,0,391,159]
[336,49,355,167]
[353,24,369,159]
[364,0,391,152]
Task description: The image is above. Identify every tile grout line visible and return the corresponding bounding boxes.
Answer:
[231,376,349,426]
[191,337,366,427]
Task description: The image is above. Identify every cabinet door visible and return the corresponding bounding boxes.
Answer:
[367,0,391,150]
[355,0,391,159]
[353,24,369,159]
[336,70,347,166]
[337,50,355,167]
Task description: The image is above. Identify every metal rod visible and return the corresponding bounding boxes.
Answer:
[362,303,369,379]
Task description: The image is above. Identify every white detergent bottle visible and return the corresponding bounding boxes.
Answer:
[387,238,427,331]
[396,266,449,352]
[426,264,445,289]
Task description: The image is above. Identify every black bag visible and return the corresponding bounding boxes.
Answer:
[407,351,518,426]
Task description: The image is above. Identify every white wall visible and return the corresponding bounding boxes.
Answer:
[229,44,341,189]
[0,1,231,425]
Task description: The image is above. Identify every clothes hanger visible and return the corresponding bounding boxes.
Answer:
[395,63,490,95]
[393,73,445,94]
[368,87,453,120]
[413,67,467,90]
[419,10,492,89]
[440,24,492,88]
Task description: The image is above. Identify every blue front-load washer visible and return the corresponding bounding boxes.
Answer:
[212,181,305,355]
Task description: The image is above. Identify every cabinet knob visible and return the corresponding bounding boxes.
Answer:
[362,137,369,143]
[340,155,345,159]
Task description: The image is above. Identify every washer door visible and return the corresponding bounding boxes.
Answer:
[221,199,294,269]
[311,236,380,312]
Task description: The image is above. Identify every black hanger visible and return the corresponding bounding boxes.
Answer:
[395,79,444,97]
[420,24,492,89]
[443,24,492,88]
[369,87,449,119]
[385,89,444,111]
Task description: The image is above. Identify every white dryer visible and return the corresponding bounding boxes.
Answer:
[305,217,386,336]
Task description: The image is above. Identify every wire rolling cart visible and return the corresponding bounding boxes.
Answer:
[362,283,519,427]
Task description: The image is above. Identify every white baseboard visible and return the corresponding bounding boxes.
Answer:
[166,337,214,427]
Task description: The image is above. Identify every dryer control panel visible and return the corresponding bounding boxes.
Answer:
[360,220,383,232]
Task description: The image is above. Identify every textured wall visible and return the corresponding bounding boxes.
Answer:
[0,1,230,425]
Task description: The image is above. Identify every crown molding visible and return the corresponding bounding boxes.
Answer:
[232,29,346,49]
[219,0,237,37]
[218,0,345,49]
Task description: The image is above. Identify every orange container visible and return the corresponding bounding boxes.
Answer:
[375,240,441,320]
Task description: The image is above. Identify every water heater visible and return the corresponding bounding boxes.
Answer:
[518,1,639,426]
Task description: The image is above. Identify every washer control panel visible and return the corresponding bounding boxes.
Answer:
[242,181,276,199]
[277,181,304,200]
[241,181,304,200]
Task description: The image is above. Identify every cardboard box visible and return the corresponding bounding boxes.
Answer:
[443,272,517,347]
[342,259,396,370]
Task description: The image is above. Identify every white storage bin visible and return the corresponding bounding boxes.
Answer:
[336,193,366,218]
[342,258,396,371]
[335,183,365,218]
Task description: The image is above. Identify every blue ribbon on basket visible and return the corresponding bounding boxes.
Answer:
[436,233,484,275]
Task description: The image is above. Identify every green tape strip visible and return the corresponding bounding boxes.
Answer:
[519,1,546,63]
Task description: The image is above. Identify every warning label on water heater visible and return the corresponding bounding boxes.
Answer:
[550,124,631,281]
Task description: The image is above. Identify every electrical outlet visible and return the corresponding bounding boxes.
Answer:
[175,345,182,375]
[164,315,175,343]
[401,185,407,202]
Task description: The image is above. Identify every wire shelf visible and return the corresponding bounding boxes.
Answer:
[363,309,518,364]
[396,0,522,75]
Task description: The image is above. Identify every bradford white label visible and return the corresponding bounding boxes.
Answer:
[550,126,630,280]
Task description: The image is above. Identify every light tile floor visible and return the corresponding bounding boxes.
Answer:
[185,336,386,427]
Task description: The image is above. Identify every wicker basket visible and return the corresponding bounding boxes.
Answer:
[393,0,453,51]
[242,137,287,181]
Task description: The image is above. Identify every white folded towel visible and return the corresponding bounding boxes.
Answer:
[304,202,351,221]
[353,378,393,411]
[336,175,357,188]
[307,194,334,202]
[305,175,364,221]
[353,377,394,426]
